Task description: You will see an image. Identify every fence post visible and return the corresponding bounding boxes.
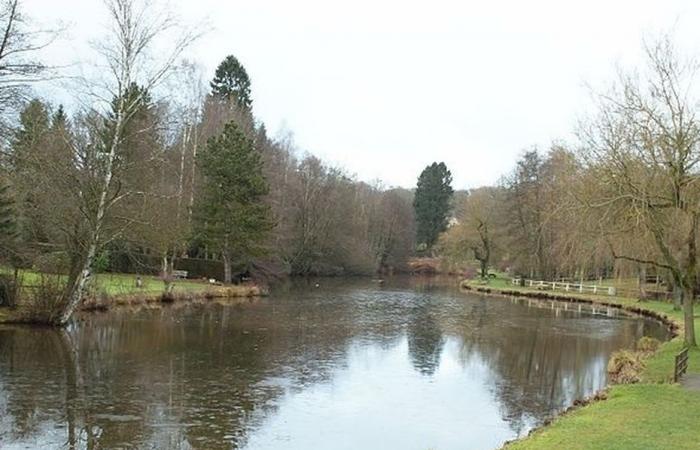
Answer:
[675,347,689,382]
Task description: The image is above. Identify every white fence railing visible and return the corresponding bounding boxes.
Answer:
[512,278,617,296]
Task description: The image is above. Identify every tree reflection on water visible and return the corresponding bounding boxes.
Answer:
[0,278,668,449]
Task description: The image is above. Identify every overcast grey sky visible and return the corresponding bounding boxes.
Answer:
[23,0,700,189]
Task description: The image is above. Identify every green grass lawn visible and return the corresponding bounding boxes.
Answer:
[94,272,210,296]
[2,268,211,297]
[507,385,700,450]
[464,276,700,449]
[0,268,261,322]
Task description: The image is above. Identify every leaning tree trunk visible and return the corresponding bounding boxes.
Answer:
[56,243,97,325]
[55,101,125,326]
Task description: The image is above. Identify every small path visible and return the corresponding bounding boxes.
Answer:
[681,374,700,392]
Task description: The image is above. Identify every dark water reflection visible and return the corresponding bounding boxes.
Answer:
[0,277,668,450]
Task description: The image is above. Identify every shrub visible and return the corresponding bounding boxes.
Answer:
[637,336,661,354]
[607,350,644,384]
[21,274,67,323]
[94,249,111,273]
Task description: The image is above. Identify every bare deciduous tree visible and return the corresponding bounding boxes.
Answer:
[439,187,502,278]
[56,0,199,324]
[0,0,58,139]
[580,35,699,346]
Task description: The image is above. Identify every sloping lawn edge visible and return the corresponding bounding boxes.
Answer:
[460,279,700,450]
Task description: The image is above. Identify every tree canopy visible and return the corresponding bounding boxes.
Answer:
[210,54,253,109]
[413,162,453,250]
[194,121,272,283]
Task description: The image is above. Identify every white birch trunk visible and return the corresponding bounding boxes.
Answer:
[57,108,124,325]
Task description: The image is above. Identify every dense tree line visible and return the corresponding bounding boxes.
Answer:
[5,0,696,349]
[0,0,417,324]
[440,36,699,346]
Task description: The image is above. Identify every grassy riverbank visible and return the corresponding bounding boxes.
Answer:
[460,278,700,449]
[0,271,265,322]
[80,273,264,311]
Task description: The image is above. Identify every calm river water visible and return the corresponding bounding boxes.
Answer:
[0,277,667,450]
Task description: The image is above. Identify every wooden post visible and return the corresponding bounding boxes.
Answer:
[675,347,689,382]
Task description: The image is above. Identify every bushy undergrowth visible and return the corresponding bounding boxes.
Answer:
[21,274,67,323]
[607,350,644,384]
[608,337,662,384]
[636,336,661,354]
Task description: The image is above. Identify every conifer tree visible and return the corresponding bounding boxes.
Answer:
[413,162,454,250]
[194,121,272,283]
[0,182,16,248]
[210,55,253,109]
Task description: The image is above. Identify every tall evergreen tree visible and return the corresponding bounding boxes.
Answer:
[413,162,453,250]
[12,99,50,171]
[0,180,18,306]
[210,55,253,109]
[11,99,51,244]
[49,104,73,160]
[194,121,272,283]
[52,104,67,129]
[0,181,16,251]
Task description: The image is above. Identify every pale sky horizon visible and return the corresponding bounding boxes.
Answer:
[22,0,700,190]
